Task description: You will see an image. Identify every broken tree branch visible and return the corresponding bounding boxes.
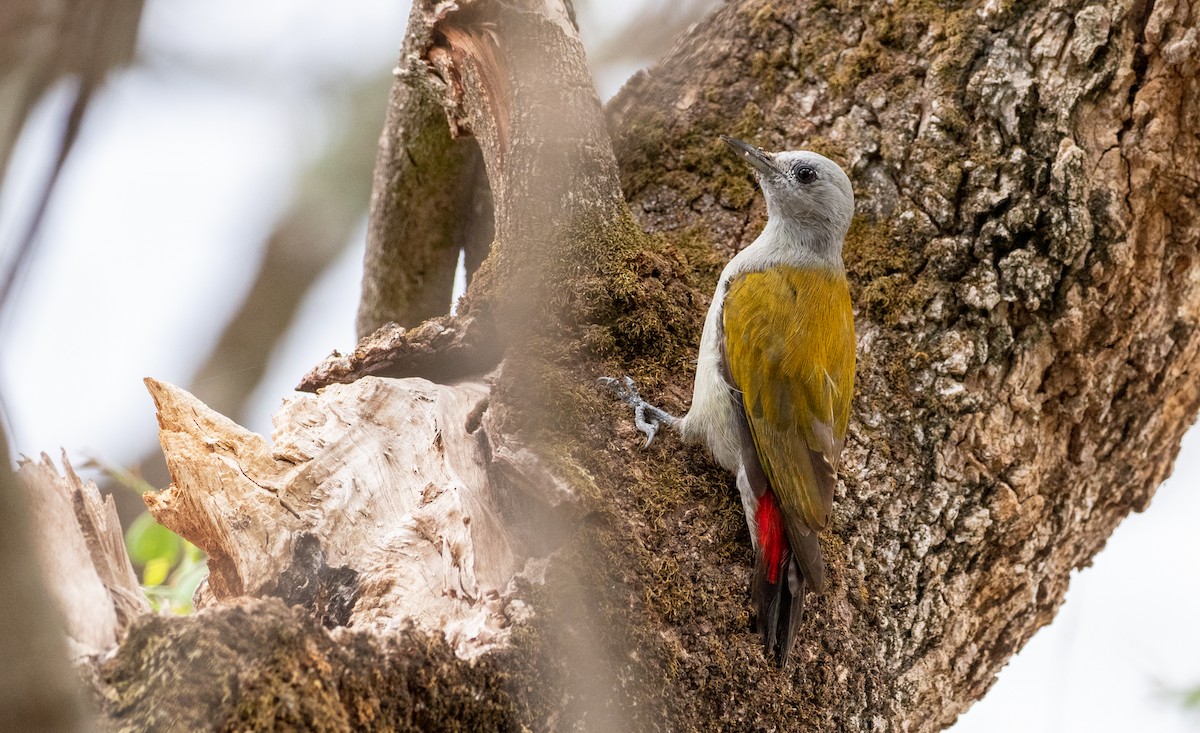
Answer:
[143,376,566,656]
[14,452,148,656]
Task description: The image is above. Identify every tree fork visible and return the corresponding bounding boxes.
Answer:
[18,0,1200,730]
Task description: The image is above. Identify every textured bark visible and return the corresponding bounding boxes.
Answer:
[355,22,492,337]
[54,0,1200,730]
[299,313,498,390]
[605,0,1200,728]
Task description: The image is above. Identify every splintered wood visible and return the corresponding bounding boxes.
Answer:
[143,376,561,658]
[15,453,149,656]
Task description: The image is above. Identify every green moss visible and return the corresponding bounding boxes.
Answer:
[857,274,926,326]
[828,39,886,96]
[803,135,850,166]
[492,530,684,729]
[544,210,715,387]
[103,601,525,732]
[612,97,775,211]
[610,109,672,198]
[844,218,908,279]
[928,8,986,90]
[750,51,778,95]
[877,0,955,48]
[843,217,936,328]
[747,2,776,30]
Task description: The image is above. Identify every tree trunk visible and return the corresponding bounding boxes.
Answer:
[603,0,1200,726]
[22,0,1200,730]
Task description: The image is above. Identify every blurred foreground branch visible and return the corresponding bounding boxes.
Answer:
[0,0,144,314]
[189,77,389,422]
[0,437,90,731]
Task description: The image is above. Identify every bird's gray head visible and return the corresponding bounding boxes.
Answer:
[721,135,855,247]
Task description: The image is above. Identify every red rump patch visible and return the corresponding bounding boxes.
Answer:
[756,492,788,584]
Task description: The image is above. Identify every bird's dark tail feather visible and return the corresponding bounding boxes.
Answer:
[752,555,807,666]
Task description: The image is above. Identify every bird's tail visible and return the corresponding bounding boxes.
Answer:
[751,491,815,666]
[752,554,806,667]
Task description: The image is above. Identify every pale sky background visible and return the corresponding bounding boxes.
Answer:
[0,2,1196,730]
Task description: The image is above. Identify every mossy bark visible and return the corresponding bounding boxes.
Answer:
[355,26,490,337]
[605,0,1200,728]
[85,0,1200,731]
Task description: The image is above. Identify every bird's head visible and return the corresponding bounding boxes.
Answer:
[721,135,855,247]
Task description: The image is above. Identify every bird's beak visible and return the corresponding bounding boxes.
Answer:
[720,135,781,177]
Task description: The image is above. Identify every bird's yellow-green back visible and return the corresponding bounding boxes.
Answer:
[723,265,855,538]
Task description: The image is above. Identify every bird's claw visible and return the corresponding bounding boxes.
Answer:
[596,375,673,449]
[633,403,660,448]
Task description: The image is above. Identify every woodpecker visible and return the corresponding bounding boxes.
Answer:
[601,135,856,666]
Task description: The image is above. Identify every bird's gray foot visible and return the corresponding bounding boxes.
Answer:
[596,376,679,448]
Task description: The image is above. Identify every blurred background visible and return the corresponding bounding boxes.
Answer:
[0,1,1195,730]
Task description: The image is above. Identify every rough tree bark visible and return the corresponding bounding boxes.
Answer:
[19,0,1199,730]
[602,0,1200,725]
[355,32,492,337]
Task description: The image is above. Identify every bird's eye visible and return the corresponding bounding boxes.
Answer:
[793,165,818,183]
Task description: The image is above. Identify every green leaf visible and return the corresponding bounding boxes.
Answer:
[125,512,181,567]
[142,556,171,586]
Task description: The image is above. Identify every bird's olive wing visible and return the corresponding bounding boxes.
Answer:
[722,267,855,535]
